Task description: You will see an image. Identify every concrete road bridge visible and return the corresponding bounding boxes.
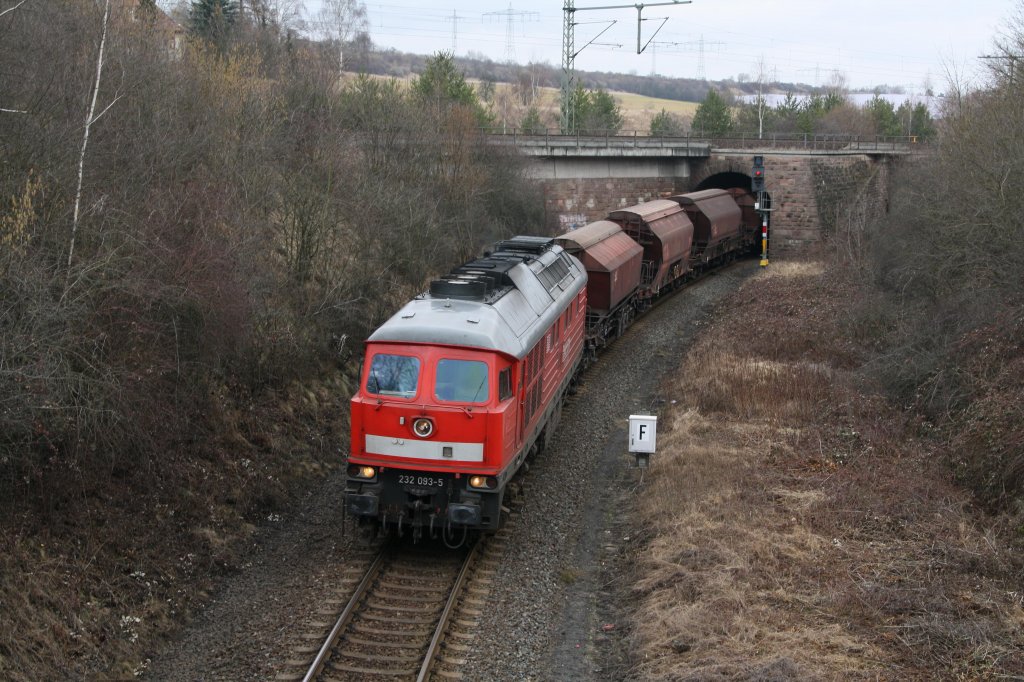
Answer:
[488,131,922,249]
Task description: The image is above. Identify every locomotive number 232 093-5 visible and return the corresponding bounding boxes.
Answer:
[398,475,445,488]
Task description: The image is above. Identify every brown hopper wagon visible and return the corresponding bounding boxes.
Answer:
[606,199,694,297]
[555,220,644,346]
[669,189,744,263]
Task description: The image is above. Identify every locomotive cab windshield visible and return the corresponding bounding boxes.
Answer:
[360,348,497,406]
[434,358,489,403]
[366,353,420,398]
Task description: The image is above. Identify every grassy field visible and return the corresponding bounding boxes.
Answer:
[484,83,698,133]
[611,90,699,115]
[345,73,700,133]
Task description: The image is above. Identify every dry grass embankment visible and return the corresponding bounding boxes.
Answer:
[0,372,353,680]
[627,259,1024,679]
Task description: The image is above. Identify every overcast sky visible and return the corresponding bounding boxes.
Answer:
[338,0,1019,91]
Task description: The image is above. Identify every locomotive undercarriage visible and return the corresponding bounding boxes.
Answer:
[347,468,506,544]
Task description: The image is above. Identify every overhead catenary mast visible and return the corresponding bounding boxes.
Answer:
[561,0,692,132]
[980,53,1024,83]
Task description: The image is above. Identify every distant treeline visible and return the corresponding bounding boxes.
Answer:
[348,38,812,103]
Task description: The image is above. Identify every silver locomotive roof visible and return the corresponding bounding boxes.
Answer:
[367,237,587,359]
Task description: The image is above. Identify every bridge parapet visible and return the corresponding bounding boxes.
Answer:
[488,132,711,158]
[486,129,923,157]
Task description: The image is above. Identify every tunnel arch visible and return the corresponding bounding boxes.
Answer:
[694,171,750,192]
[692,170,772,253]
[694,171,773,213]
[694,170,772,226]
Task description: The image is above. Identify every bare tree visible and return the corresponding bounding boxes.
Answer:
[248,0,303,31]
[990,1,1024,84]
[314,0,368,72]
[1,0,31,114]
[68,0,114,271]
[752,55,771,139]
[824,69,849,100]
[513,69,535,106]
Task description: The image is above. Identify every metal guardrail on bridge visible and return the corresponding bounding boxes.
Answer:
[484,128,924,153]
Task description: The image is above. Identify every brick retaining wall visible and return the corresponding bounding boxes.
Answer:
[542,177,684,233]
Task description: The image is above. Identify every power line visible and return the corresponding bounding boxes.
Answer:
[648,34,722,80]
[980,53,1024,82]
[649,39,685,76]
[357,3,952,86]
[561,0,691,131]
[483,4,540,64]
[673,34,723,80]
[446,10,464,54]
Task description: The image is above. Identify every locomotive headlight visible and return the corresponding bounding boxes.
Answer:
[348,464,377,480]
[412,418,434,438]
[468,475,497,490]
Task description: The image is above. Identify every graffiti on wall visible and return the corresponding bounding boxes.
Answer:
[558,213,588,232]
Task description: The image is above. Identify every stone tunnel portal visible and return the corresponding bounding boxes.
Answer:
[694,171,773,214]
[695,170,773,250]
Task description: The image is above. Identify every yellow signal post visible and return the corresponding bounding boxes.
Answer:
[759,214,769,267]
[751,156,769,267]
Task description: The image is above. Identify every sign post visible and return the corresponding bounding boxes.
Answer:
[628,414,657,468]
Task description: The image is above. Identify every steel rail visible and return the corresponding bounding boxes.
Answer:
[302,548,388,682]
[416,539,483,682]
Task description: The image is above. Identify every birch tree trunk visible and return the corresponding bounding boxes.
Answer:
[68,0,111,270]
[0,0,30,20]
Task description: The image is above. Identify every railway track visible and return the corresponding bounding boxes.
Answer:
[277,528,511,682]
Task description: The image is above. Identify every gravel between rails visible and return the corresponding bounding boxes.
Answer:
[143,261,755,682]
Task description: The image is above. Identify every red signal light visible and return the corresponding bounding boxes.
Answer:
[751,157,766,192]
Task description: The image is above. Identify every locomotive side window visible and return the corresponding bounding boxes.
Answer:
[366,354,420,398]
[498,367,512,401]
[435,359,490,403]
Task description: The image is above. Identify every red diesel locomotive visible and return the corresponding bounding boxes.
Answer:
[346,237,587,539]
[345,190,762,540]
